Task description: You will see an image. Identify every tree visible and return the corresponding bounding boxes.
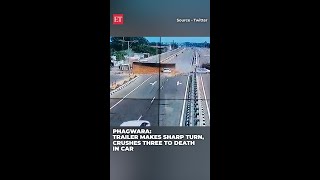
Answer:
[149,42,157,46]
[110,37,157,56]
[171,42,178,49]
[110,37,150,51]
[132,44,157,55]
[113,50,126,61]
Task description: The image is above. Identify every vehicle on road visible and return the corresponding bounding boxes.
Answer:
[196,68,210,74]
[120,120,151,127]
[161,68,171,73]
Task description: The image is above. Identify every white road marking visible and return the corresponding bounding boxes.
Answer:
[195,52,198,65]
[200,75,210,120]
[177,81,182,86]
[110,76,153,110]
[196,51,200,65]
[150,81,157,86]
[138,115,143,120]
[160,85,164,89]
[161,48,185,62]
[179,75,190,126]
[151,97,156,103]
[196,75,205,126]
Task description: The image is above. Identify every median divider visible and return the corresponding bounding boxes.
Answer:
[196,74,206,126]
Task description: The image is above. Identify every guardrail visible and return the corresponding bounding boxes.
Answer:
[184,72,203,126]
[185,74,193,126]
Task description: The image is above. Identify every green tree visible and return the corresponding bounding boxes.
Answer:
[110,37,157,56]
[113,50,126,61]
[149,42,157,46]
[132,44,157,55]
[171,42,178,49]
[110,37,150,51]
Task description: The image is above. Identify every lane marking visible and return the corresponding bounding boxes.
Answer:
[161,48,185,62]
[196,75,205,126]
[151,96,156,104]
[160,85,164,89]
[179,75,190,126]
[138,115,143,120]
[150,81,157,86]
[200,75,210,120]
[110,76,154,110]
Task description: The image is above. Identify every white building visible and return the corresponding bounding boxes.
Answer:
[111,56,116,61]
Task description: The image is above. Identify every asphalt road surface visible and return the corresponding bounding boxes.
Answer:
[110,47,210,126]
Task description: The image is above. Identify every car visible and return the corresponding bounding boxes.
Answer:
[196,68,210,74]
[120,120,151,127]
[162,68,171,73]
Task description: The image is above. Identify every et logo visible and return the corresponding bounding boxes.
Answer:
[113,14,124,25]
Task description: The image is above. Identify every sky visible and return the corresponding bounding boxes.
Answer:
[145,37,210,43]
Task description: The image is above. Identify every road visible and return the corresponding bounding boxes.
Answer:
[109,48,183,86]
[196,48,211,125]
[110,47,210,126]
[110,66,132,87]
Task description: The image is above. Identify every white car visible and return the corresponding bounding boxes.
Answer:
[196,68,210,74]
[162,68,171,73]
[120,120,151,127]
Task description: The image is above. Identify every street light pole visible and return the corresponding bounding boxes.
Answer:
[119,39,138,52]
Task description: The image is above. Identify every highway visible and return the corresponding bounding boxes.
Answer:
[196,48,211,125]
[110,47,210,126]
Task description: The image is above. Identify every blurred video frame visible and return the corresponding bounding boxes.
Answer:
[110,37,210,127]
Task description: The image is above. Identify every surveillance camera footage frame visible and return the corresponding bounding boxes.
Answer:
[110,1,211,180]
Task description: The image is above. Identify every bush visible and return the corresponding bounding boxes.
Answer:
[113,50,127,61]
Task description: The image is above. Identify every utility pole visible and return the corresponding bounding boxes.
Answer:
[119,39,138,52]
